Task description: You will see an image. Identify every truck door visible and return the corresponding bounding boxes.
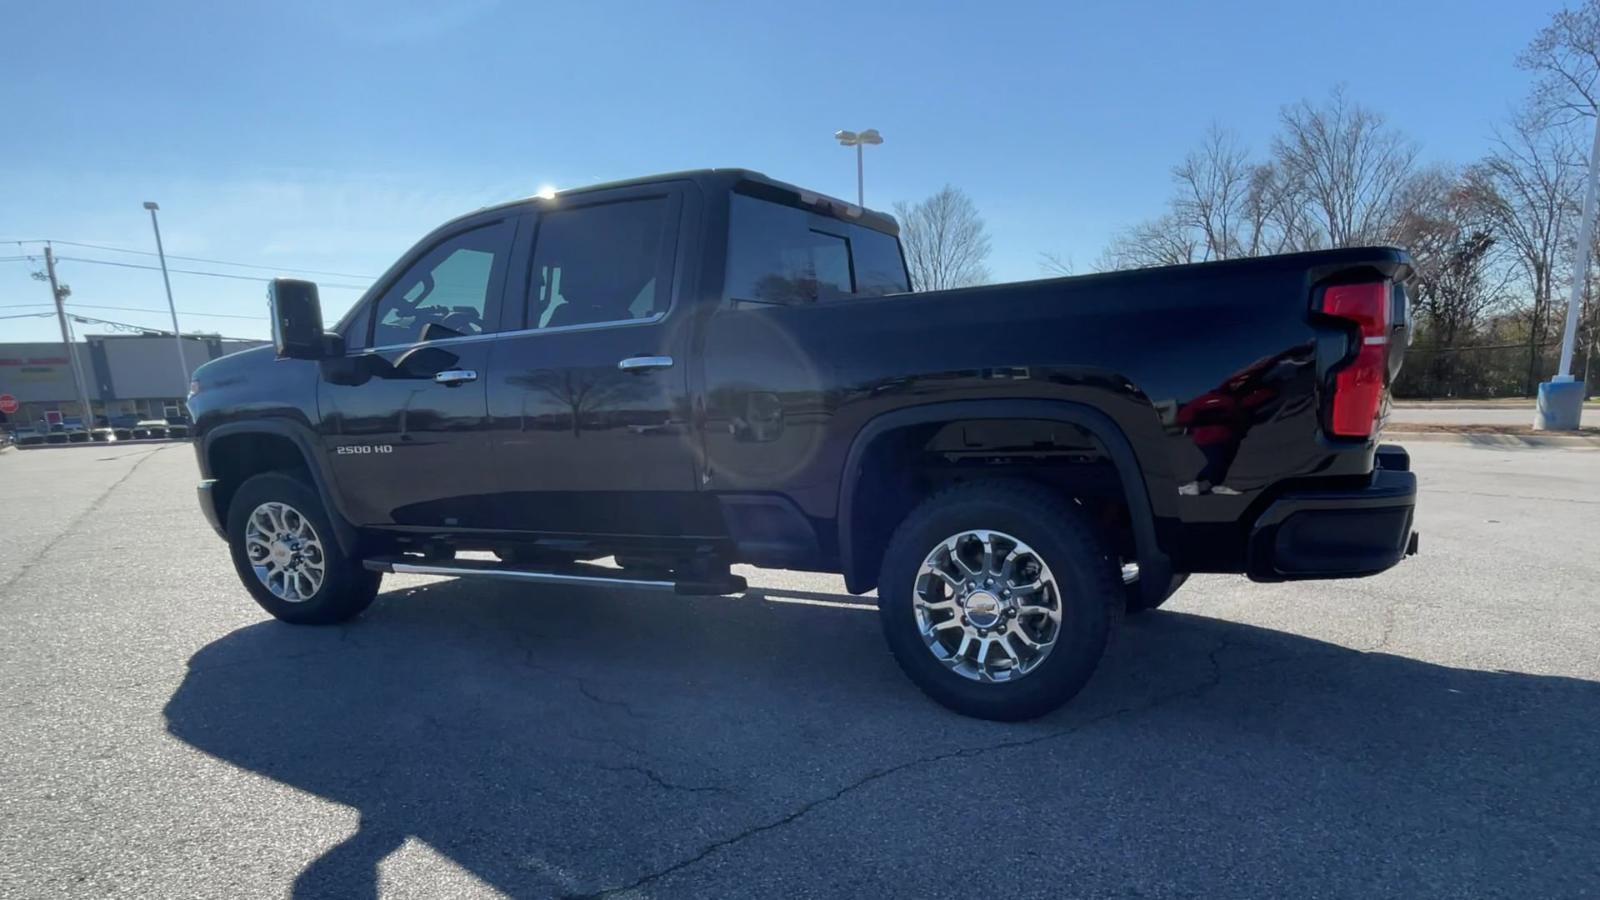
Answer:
[318,214,520,528]
[484,183,718,538]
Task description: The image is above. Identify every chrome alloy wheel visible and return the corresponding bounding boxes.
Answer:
[913,529,1063,682]
[244,501,326,603]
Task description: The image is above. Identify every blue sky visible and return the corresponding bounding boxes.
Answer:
[0,0,1569,342]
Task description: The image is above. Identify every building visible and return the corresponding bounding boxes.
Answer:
[0,334,267,430]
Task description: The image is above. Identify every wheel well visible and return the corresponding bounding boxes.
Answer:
[844,418,1139,592]
[208,432,312,525]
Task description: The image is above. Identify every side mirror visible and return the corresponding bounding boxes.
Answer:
[269,278,327,359]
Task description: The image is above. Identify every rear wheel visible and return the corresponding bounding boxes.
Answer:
[226,473,380,625]
[877,481,1121,721]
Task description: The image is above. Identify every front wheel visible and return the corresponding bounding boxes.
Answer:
[226,472,380,625]
[877,481,1121,721]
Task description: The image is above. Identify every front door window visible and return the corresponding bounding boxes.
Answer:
[370,221,514,347]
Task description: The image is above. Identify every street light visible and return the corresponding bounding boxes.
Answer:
[142,201,190,393]
[834,128,883,207]
[1535,114,1597,431]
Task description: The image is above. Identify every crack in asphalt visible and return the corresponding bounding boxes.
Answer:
[1367,600,1399,653]
[573,680,651,720]
[595,763,727,795]
[0,445,171,599]
[569,634,1245,900]
[495,616,658,723]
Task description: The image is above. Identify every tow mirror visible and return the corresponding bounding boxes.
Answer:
[269,278,329,359]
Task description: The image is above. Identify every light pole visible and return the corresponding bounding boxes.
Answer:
[143,201,190,393]
[1536,115,1599,429]
[834,128,883,207]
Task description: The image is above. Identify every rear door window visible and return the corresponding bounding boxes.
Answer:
[527,197,674,330]
[724,194,909,307]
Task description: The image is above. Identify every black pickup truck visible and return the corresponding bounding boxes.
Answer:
[187,168,1418,720]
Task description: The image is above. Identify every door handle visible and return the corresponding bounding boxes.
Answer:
[433,369,478,386]
[617,356,674,373]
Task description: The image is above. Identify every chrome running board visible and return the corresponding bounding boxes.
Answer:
[361,556,746,596]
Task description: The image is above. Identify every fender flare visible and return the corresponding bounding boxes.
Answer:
[201,419,361,555]
[835,399,1172,598]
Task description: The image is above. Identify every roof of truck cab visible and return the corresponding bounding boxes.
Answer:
[466,168,902,236]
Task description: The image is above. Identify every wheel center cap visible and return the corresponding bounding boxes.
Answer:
[270,541,292,565]
[963,590,1002,628]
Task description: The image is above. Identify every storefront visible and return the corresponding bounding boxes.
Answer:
[0,334,265,431]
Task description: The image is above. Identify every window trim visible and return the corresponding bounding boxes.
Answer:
[518,187,686,333]
[358,315,671,354]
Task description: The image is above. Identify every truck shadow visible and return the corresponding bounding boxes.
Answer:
[164,578,1600,898]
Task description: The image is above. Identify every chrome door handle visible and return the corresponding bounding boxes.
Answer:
[617,356,674,373]
[433,369,478,386]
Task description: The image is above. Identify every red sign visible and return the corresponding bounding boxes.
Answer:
[0,394,19,414]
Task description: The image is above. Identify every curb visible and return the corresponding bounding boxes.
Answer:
[1387,430,1600,449]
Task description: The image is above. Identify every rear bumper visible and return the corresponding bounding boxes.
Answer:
[1247,444,1418,581]
[197,480,227,540]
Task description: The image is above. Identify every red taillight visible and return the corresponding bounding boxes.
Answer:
[1322,282,1390,438]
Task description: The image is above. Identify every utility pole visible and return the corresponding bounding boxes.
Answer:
[44,245,97,430]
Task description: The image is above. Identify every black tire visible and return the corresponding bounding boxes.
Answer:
[226,472,380,625]
[1124,572,1189,615]
[877,480,1122,721]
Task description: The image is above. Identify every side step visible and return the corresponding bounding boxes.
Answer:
[361,555,747,596]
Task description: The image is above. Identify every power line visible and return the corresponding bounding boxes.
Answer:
[63,313,262,342]
[2,301,265,320]
[66,302,265,321]
[2,255,368,291]
[4,238,375,281]
[0,308,261,339]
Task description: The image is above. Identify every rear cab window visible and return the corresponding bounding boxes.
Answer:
[724,193,909,308]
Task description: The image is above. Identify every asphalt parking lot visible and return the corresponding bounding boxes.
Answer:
[1,440,1597,899]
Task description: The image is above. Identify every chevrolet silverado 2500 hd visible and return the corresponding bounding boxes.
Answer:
[187,169,1418,720]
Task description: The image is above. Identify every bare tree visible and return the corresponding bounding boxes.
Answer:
[1519,0,1600,123]
[1097,213,1202,270]
[1246,161,1321,254]
[1173,127,1320,259]
[1464,114,1582,393]
[1094,125,1322,271]
[1037,251,1075,277]
[894,186,991,290]
[1390,166,1516,394]
[1272,87,1419,247]
[1170,126,1254,259]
